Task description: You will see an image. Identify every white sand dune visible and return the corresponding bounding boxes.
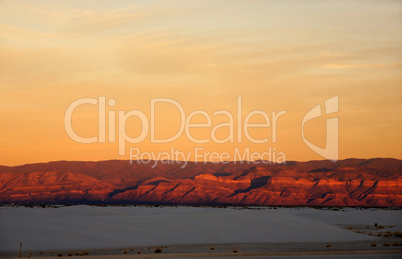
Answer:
[288,208,401,225]
[0,206,399,252]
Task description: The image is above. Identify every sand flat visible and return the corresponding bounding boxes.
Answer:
[0,206,401,258]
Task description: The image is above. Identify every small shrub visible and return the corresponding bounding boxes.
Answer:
[326,244,331,248]
[210,247,214,250]
[57,253,63,257]
[137,251,141,254]
[79,251,89,256]
[123,250,127,254]
[233,249,238,253]
[383,243,391,247]
[155,248,162,253]
[371,242,376,247]
[67,253,72,256]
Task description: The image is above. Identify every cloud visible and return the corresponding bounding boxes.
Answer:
[323,61,402,70]
[114,32,222,76]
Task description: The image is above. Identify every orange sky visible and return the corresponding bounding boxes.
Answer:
[0,0,401,166]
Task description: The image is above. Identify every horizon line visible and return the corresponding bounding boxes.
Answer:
[1,157,400,168]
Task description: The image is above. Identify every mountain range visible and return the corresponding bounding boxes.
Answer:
[0,158,401,206]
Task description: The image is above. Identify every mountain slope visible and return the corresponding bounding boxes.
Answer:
[0,158,401,206]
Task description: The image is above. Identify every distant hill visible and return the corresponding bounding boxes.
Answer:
[0,158,401,206]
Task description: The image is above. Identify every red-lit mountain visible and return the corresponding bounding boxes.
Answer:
[0,158,401,206]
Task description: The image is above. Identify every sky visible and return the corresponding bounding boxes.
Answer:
[0,0,401,166]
